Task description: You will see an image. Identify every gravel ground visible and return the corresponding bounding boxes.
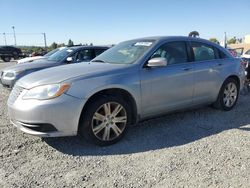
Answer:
[1,61,250,187]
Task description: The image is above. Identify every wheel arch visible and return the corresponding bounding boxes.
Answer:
[224,75,240,88]
[78,87,139,132]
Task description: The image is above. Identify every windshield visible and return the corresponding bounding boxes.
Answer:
[92,40,155,64]
[47,48,73,61]
[44,48,59,57]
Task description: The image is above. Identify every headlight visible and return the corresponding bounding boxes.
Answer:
[4,72,15,78]
[22,83,70,100]
[14,69,25,75]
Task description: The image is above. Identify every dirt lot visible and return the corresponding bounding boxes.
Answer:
[1,61,250,187]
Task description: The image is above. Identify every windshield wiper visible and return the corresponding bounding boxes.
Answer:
[91,59,106,63]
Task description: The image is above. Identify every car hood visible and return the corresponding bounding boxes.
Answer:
[17,62,130,89]
[2,59,58,73]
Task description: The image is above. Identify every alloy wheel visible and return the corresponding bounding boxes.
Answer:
[91,102,127,141]
[223,82,238,108]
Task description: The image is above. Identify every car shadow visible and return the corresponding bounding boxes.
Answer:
[43,95,250,156]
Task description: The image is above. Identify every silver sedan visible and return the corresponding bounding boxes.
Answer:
[8,36,245,145]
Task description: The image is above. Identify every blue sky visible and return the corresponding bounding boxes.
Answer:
[0,0,249,46]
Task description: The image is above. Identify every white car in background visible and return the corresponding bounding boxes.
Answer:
[17,47,65,64]
[242,49,250,59]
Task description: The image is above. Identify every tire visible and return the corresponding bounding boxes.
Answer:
[79,95,132,146]
[213,78,239,111]
[2,56,11,62]
[13,52,19,60]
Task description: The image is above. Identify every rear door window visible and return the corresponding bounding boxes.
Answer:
[190,42,216,61]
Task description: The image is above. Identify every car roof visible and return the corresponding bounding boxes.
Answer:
[131,36,215,44]
[128,36,232,57]
[0,45,19,48]
[68,45,110,50]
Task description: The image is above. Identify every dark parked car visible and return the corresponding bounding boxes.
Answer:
[0,46,109,87]
[0,46,24,62]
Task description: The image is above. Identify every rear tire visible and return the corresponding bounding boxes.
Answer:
[79,95,132,146]
[213,78,239,111]
[2,56,11,62]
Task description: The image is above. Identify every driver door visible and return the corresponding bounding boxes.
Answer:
[140,41,195,117]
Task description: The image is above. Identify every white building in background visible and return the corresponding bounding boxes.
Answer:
[229,34,250,54]
[244,35,250,44]
[221,33,250,47]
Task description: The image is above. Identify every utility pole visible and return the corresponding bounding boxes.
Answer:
[3,33,7,45]
[43,33,47,49]
[12,26,16,46]
[224,32,227,48]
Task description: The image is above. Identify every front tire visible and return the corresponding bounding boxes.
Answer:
[13,52,19,60]
[79,95,132,146]
[213,78,239,111]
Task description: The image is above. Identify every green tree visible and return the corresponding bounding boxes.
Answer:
[209,38,219,44]
[228,37,236,44]
[58,43,65,47]
[68,39,74,47]
[50,42,58,50]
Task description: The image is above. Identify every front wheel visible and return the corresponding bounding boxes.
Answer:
[79,96,132,146]
[213,78,239,111]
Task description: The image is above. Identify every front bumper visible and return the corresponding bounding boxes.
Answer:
[8,86,86,137]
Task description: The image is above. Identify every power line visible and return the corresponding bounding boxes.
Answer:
[1,32,47,48]
[1,32,45,35]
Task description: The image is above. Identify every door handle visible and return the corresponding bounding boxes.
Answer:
[217,63,222,66]
[182,67,192,71]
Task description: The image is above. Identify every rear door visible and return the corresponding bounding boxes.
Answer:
[190,41,226,104]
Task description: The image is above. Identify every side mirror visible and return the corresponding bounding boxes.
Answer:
[147,57,167,67]
[66,57,73,63]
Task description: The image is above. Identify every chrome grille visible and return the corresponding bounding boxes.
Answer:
[8,85,24,105]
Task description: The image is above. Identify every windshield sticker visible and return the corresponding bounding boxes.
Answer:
[134,42,153,46]
[67,49,73,52]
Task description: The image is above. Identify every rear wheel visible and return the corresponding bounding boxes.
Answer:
[213,78,239,111]
[2,56,11,62]
[79,95,132,146]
